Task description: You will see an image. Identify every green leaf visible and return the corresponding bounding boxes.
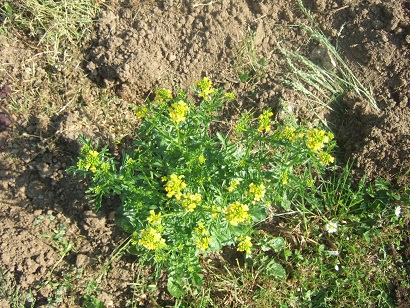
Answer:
[284,249,292,261]
[239,72,249,82]
[258,57,267,67]
[115,214,135,234]
[266,261,286,277]
[281,191,291,211]
[250,206,266,222]
[261,237,285,252]
[270,237,285,252]
[213,226,234,246]
[4,3,13,16]
[191,272,203,287]
[83,294,106,308]
[127,245,138,255]
[167,277,185,298]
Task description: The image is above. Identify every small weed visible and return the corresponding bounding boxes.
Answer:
[34,215,79,306]
[0,268,35,308]
[234,27,267,85]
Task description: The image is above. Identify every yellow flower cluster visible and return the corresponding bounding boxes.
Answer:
[318,152,334,165]
[198,155,206,164]
[169,100,189,123]
[227,179,240,192]
[249,183,266,202]
[196,236,212,251]
[135,106,148,119]
[224,201,250,226]
[194,222,209,235]
[280,171,289,185]
[306,128,333,152]
[258,109,273,133]
[279,126,297,141]
[194,222,211,251]
[100,162,110,173]
[147,210,162,225]
[224,92,235,100]
[155,88,173,101]
[77,149,99,173]
[211,205,220,219]
[195,77,216,99]
[165,174,187,200]
[237,236,252,253]
[139,227,166,251]
[181,193,202,212]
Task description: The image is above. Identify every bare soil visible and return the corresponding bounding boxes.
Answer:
[0,0,409,307]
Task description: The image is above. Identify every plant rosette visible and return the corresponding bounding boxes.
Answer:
[69,77,336,297]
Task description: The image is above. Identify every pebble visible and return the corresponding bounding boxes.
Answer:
[168,54,177,62]
[33,209,43,216]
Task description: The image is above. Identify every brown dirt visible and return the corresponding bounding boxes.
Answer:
[0,0,409,306]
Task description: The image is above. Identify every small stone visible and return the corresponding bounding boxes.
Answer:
[33,209,43,216]
[311,46,337,70]
[168,54,177,62]
[108,211,116,221]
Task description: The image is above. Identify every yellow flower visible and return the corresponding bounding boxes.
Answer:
[100,162,110,173]
[237,236,252,253]
[181,193,202,212]
[306,128,333,152]
[155,88,173,101]
[249,183,266,201]
[139,227,166,251]
[318,152,334,165]
[279,126,296,141]
[194,222,209,235]
[227,179,240,192]
[211,205,220,219]
[280,171,288,185]
[194,222,212,251]
[224,201,250,226]
[195,77,216,99]
[169,100,189,123]
[147,210,162,225]
[165,174,187,200]
[136,106,148,119]
[198,155,206,164]
[258,109,274,133]
[196,236,212,251]
[78,149,100,172]
[306,178,315,187]
[224,92,235,100]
